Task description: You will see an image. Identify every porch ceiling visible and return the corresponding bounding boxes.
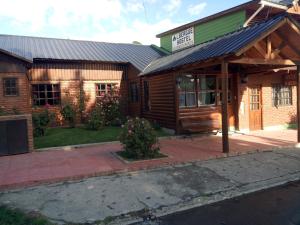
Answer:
[141,14,300,76]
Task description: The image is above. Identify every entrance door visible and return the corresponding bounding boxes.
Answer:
[249,86,262,131]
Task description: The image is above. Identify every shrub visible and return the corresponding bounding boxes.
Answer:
[60,104,76,128]
[151,120,161,130]
[119,118,160,159]
[97,87,124,126]
[0,106,7,116]
[85,105,104,130]
[32,108,54,137]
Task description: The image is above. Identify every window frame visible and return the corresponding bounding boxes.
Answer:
[143,80,150,112]
[95,83,116,97]
[177,74,232,109]
[178,74,197,109]
[129,82,139,103]
[32,83,61,106]
[272,84,292,107]
[3,78,18,97]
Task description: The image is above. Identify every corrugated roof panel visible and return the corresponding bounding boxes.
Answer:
[0,35,166,71]
[141,14,286,75]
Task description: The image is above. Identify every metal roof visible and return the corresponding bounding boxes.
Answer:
[0,35,166,71]
[141,14,288,76]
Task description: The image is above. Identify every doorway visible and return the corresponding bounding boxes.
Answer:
[249,86,262,131]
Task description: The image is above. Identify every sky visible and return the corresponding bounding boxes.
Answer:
[0,0,249,45]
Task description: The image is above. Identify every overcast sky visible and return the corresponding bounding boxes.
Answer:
[0,0,248,45]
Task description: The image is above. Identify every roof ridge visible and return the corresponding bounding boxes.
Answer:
[0,34,153,47]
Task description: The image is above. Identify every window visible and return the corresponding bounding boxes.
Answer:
[32,84,60,106]
[95,83,116,97]
[178,75,196,108]
[130,82,139,103]
[217,77,232,105]
[3,78,18,96]
[272,85,292,107]
[144,81,150,111]
[198,75,216,106]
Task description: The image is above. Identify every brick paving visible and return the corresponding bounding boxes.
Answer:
[0,130,296,190]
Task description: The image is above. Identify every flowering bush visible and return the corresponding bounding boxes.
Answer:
[97,87,124,126]
[119,118,160,159]
[32,108,55,137]
[85,105,104,130]
[60,103,76,128]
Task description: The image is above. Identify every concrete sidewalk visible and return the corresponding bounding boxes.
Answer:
[1,148,300,225]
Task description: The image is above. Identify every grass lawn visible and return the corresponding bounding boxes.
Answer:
[0,206,52,225]
[34,126,170,149]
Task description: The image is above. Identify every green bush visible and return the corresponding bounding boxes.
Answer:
[0,106,7,116]
[60,104,76,128]
[119,118,160,159]
[85,105,104,130]
[32,109,54,137]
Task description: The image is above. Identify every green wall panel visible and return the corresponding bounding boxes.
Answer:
[160,34,172,53]
[160,10,246,52]
[195,10,246,44]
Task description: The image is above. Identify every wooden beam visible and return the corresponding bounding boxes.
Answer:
[235,18,287,57]
[270,40,287,59]
[221,61,229,153]
[229,58,297,66]
[287,19,300,36]
[267,36,272,59]
[253,42,267,58]
[297,65,300,142]
[275,31,300,58]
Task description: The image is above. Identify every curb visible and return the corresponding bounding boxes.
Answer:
[111,172,300,225]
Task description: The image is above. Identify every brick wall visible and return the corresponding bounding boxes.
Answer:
[31,80,123,125]
[238,71,297,131]
[0,73,31,114]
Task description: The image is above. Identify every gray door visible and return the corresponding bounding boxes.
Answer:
[0,119,29,156]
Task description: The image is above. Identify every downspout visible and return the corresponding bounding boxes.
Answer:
[243,3,265,27]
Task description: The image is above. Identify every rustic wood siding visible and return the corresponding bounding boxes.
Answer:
[179,106,235,133]
[29,62,127,81]
[127,65,141,117]
[142,73,176,129]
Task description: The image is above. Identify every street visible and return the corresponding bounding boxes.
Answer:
[136,181,300,225]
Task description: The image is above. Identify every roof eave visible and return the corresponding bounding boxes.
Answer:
[0,48,32,64]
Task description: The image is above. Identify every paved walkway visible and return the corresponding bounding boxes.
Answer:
[0,130,297,190]
[1,148,300,224]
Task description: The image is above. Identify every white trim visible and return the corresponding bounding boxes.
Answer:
[244,4,265,27]
[260,0,289,10]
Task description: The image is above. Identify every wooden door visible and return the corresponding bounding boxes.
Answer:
[249,86,262,131]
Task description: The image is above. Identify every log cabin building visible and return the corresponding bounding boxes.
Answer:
[2,0,300,150]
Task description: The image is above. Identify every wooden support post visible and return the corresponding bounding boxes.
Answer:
[297,65,300,143]
[221,61,229,153]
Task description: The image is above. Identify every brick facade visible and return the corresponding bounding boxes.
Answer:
[238,71,297,131]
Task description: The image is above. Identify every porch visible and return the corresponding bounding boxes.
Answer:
[0,129,297,190]
[141,14,300,153]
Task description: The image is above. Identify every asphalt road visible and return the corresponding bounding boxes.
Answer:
[137,181,300,225]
